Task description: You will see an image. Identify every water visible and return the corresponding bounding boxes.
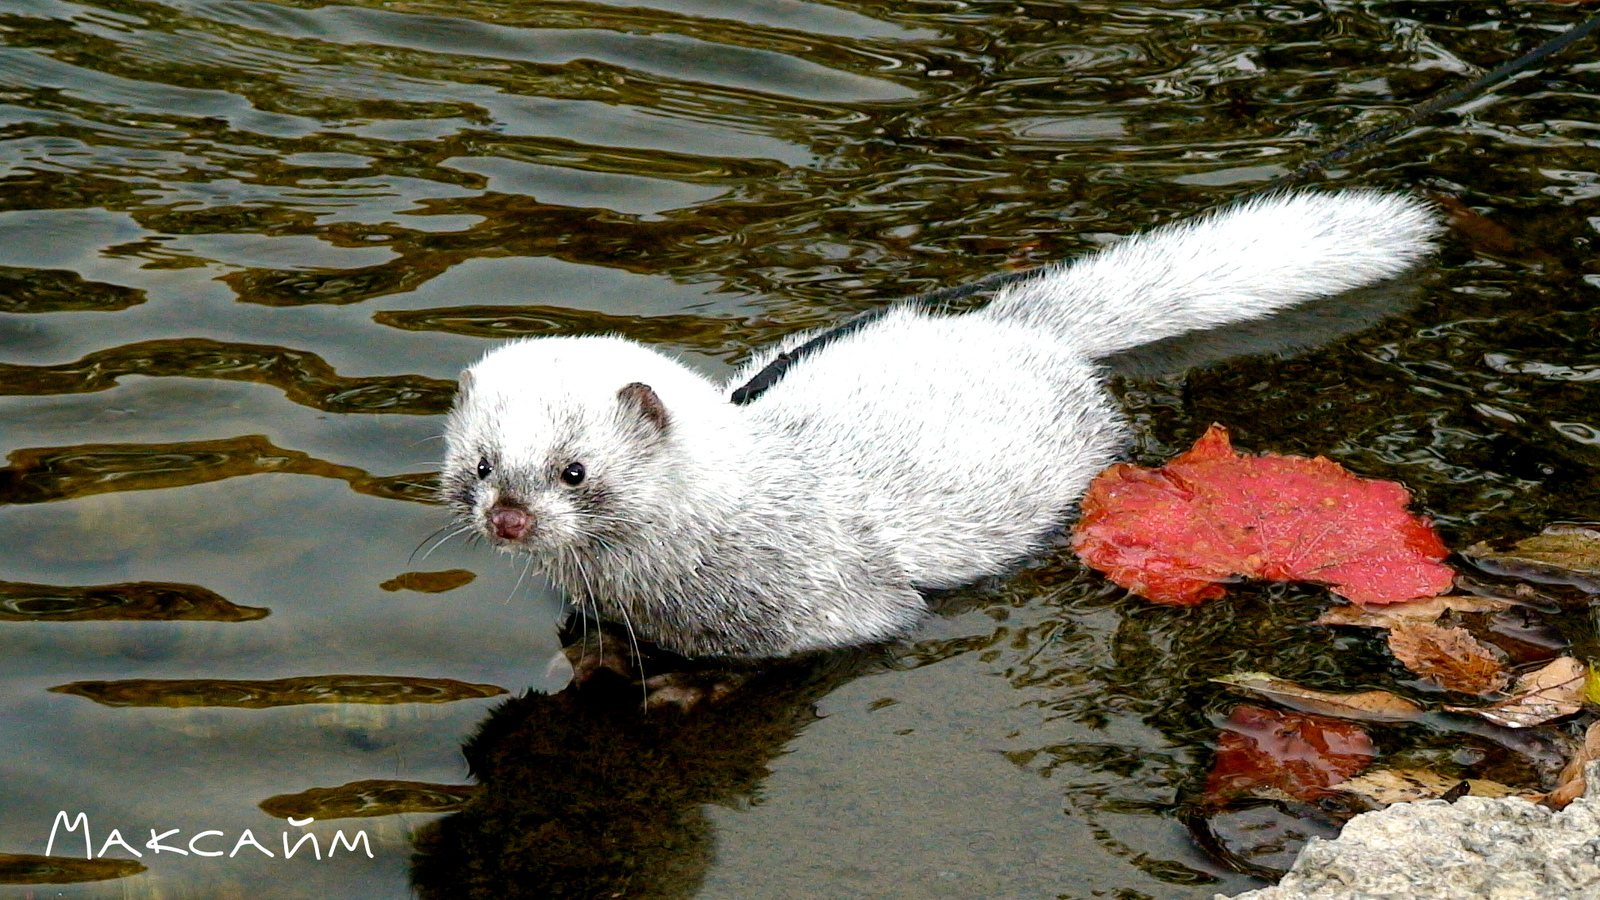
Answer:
[2,1,1599,897]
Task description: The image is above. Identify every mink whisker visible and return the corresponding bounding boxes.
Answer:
[411,522,473,564]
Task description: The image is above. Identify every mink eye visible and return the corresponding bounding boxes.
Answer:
[476,458,492,479]
[560,462,586,486]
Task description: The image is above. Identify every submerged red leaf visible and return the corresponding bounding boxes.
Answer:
[1071,425,1453,606]
[1202,705,1376,807]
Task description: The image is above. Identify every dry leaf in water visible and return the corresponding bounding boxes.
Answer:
[1386,621,1510,695]
[380,569,477,593]
[1463,523,1600,593]
[1546,720,1600,809]
[1072,425,1453,606]
[1446,656,1587,729]
[1335,768,1522,806]
[1212,672,1425,724]
[1315,594,1514,628]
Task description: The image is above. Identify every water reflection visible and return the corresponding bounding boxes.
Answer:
[0,265,146,312]
[261,779,478,821]
[52,673,509,707]
[375,303,763,360]
[0,852,147,885]
[0,578,267,621]
[0,434,437,504]
[0,339,456,412]
[412,653,863,900]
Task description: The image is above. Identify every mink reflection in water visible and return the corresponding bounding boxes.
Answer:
[410,644,873,900]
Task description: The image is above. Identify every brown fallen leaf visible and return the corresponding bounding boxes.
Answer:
[1432,193,1518,256]
[1445,656,1587,728]
[1212,672,1426,723]
[1430,193,1561,265]
[1387,621,1511,694]
[1453,572,1565,610]
[1546,720,1600,809]
[380,569,476,593]
[1463,523,1600,593]
[1315,594,1515,628]
[1335,768,1523,806]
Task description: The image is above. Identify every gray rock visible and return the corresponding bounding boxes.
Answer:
[1217,763,1600,900]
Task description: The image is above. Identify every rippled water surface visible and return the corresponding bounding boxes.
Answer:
[3,1,1600,898]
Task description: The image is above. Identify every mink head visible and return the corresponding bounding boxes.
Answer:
[438,337,721,559]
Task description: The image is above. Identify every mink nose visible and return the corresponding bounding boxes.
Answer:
[489,505,532,541]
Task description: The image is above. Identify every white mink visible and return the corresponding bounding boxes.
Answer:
[438,191,1440,659]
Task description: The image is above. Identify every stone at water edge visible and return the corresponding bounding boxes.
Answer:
[1215,761,1600,900]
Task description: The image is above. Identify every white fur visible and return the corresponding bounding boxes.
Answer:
[440,191,1440,658]
[982,191,1439,356]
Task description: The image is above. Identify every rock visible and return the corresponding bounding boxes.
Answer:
[1216,762,1600,900]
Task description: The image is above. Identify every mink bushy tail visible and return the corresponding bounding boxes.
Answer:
[980,191,1441,359]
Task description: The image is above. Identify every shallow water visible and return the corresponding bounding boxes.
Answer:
[2,0,1599,897]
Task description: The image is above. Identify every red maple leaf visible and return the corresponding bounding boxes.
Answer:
[1071,425,1453,606]
[1202,705,1375,806]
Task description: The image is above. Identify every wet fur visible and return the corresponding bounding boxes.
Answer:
[440,191,1440,658]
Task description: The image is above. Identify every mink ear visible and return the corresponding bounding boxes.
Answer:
[617,382,670,433]
[457,369,475,393]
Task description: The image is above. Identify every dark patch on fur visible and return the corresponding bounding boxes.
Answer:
[618,382,670,433]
